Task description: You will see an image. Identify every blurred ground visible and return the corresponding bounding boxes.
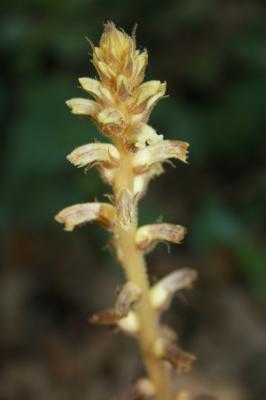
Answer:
[0,1,266,399]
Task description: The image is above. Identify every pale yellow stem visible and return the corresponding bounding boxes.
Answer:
[113,141,174,400]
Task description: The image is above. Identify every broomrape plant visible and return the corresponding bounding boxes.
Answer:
[55,22,198,400]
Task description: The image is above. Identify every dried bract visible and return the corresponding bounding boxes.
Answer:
[116,188,135,230]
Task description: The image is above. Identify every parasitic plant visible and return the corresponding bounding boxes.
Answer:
[55,22,197,400]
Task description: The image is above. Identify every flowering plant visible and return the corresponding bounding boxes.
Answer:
[56,22,197,400]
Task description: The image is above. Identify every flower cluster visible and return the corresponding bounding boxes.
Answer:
[66,22,166,148]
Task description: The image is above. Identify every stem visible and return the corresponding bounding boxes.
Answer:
[113,142,174,400]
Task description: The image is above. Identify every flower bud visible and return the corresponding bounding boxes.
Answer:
[133,140,189,174]
[55,202,115,231]
[67,143,120,169]
[136,223,187,252]
[150,268,197,313]
[94,22,133,73]
[92,22,147,90]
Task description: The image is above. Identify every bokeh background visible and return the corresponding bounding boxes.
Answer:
[1,1,266,399]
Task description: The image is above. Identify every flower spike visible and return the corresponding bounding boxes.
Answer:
[56,22,198,400]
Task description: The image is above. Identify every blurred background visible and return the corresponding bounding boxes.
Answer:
[1,0,266,399]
